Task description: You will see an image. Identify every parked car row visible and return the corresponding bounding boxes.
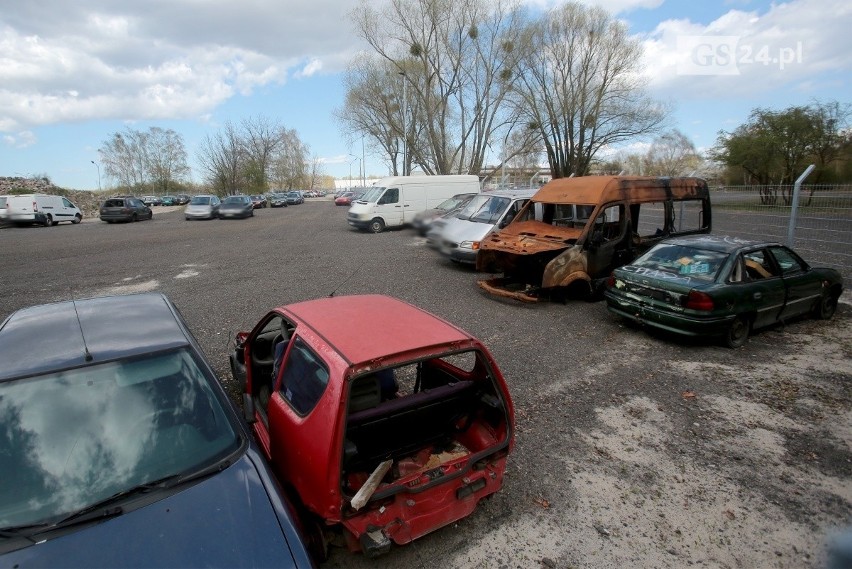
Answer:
[340,174,843,349]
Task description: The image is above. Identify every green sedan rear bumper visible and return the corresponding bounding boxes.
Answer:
[604,290,737,338]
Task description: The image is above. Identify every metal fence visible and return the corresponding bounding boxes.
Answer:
[710,184,852,281]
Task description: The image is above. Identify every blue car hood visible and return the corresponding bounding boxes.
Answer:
[2,453,306,568]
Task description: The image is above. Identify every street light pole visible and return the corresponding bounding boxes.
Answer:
[399,71,406,176]
[91,160,101,191]
[348,155,358,189]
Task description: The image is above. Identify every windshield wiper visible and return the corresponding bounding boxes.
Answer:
[2,458,235,541]
[50,473,186,530]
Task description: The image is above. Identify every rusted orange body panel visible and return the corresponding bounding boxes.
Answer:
[476,176,712,301]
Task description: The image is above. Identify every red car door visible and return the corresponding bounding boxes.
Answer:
[266,334,343,516]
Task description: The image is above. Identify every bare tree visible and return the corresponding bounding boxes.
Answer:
[510,2,667,178]
[241,116,284,193]
[100,127,189,192]
[350,0,524,175]
[270,128,310,190]
[197,121,245,194]
[146,127,190,194]
[197,118,311,194]
[643,129,701,176]
[306,155,326,189]
[335,55,408,175]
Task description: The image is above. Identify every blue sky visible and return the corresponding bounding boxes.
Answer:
[1,0,849,190]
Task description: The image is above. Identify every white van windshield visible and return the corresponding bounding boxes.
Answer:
[360,187,385,203]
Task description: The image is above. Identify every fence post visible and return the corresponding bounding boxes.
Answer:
[786,164,815,247]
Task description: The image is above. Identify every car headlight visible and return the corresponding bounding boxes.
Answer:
[459,241,480,250]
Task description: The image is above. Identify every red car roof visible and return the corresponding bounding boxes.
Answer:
[280,295,473,366]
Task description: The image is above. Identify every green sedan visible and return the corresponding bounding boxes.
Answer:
[604,235,843,348]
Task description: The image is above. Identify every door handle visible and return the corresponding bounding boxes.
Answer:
[753,292,762,300]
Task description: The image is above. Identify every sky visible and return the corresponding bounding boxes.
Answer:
[1,0,850,191]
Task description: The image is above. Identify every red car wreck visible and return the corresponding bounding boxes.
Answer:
[230,294,514,559]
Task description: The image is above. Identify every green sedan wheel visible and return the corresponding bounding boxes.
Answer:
[724,315,750,349]
[814,291,839,320]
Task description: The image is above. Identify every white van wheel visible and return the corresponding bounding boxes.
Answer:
[44,215,53,227]
[369,218,385,233]
[72,214,82,224]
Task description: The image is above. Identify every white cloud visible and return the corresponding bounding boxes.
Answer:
[640,0,852,98]
[296,58,323,79]
[0,0,364,132]
[522,0,664,13]
[2,130,37,148]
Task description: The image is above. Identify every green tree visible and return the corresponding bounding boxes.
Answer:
[712,101,851,201]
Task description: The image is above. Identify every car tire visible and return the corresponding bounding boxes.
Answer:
[369,218,385,233]
[724,315,750,349]
[73,214,82,224]
[44,215,53,227]
[814,290,839,320]
[131,213,138,222]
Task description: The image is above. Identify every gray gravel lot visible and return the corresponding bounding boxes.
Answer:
[1,201,850,568]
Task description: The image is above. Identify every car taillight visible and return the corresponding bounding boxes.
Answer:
[606,272,615,288]
[684,290,714,311]
[122,208,131,213]
[32,201,38,212]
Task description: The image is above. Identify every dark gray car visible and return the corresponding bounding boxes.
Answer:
[218,195,254,219]
[99,196,153,223]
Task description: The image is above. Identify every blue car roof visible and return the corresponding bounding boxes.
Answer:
[0,293,190,381]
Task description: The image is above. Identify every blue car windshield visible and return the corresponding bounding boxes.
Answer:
[0,349,240,529]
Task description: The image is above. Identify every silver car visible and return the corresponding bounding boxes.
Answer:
[185,194,221,220]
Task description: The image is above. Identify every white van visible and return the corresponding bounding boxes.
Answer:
[347,175,481,233]
[427,188,537,264]
[6,194,83,226]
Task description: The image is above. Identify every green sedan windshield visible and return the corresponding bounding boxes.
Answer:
[633,244,729,282]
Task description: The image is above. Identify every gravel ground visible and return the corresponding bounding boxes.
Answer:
[1,200,850,568]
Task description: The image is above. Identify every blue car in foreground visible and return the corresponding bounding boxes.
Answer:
[0,293,312,567]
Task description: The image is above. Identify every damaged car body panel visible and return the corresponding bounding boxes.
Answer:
[230,294,514,559]
[476,176,712,302]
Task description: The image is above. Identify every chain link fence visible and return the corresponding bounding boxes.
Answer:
[710,184,852,281]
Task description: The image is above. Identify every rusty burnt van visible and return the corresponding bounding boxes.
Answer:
[476,176,711,302]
